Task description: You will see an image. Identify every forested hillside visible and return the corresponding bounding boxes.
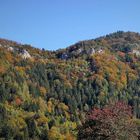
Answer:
[0,31,140,139]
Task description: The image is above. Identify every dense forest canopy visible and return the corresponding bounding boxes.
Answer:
[0,31,140,139]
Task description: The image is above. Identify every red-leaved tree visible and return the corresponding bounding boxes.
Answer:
[78,102,139,140]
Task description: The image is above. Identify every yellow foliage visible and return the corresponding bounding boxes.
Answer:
[36,115,48,126]
[7,117,27,132]
[48,126,65,140]
[65,132,76,140]
[39,86,47,96]
[37,97,48,112]
[47,100,53,113]
[91,53,137,90]
[58,103,69,111]
[15,66,25,76]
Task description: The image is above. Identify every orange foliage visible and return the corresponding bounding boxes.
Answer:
[91,53,136,90]
[15,97,22,106]
[5,52,14,63]
[0,64,6,74]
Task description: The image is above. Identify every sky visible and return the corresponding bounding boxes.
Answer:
[0,0,140,50]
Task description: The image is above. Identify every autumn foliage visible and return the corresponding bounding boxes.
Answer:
[0,32,140,139]
[78,102,139,140]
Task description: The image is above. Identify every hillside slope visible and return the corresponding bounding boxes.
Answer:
[0,31,140,139]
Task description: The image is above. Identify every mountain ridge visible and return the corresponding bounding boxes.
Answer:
[0,31,140,139]
[1,31,140,52]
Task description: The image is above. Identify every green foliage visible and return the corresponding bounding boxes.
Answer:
[0,32,140,139]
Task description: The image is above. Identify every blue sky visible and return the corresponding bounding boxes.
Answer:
[0,0,140,50]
